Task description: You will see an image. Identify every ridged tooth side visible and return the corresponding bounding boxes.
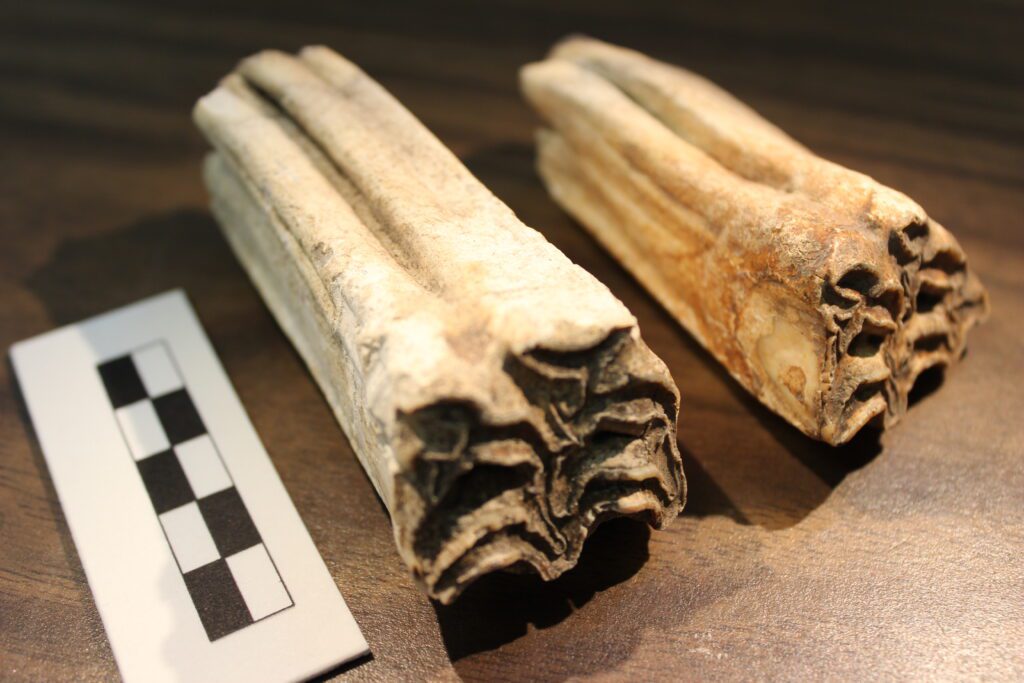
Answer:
[521,58,784,239]
[243,48,639,356]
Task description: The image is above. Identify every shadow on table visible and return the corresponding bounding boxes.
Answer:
[11,213,171,584]
[24,208,239,326]
[432,516,650,663]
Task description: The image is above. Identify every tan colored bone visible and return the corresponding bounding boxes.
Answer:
[521,36,988,446]
[193,46,684,603]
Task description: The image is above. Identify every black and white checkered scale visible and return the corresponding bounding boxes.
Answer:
[97,343,293,641]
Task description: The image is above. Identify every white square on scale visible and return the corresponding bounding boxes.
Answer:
[115,400,169,460]
[227,544,292,620]
[175,435,232,499]
[160,501,220,573]
[133,344,183,397]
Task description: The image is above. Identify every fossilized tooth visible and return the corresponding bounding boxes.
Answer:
[521,36,989,446]
[192,46,684,603]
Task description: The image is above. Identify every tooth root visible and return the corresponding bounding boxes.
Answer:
[522,36,989,445]
[196,46,685,604]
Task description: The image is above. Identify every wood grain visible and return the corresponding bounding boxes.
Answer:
[1,1,1022,680]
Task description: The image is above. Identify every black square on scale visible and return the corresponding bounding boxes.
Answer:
[152,389,206,445]
[97,356,148,408]
[137,450,195,514]
[198,487,262,559]
[182,558,253,640]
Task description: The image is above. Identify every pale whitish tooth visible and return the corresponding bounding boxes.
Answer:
[195,46,684,603]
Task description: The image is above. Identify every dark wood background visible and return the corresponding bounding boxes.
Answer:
[2,1,1022,680]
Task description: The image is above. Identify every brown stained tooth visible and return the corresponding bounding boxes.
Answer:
[521,36,989,446]
[193,46,684,603]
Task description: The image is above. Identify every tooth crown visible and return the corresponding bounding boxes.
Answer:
[521,36,988,445]
[194,46,684,603]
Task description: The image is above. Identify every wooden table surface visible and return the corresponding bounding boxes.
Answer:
[3,1,1022,680]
